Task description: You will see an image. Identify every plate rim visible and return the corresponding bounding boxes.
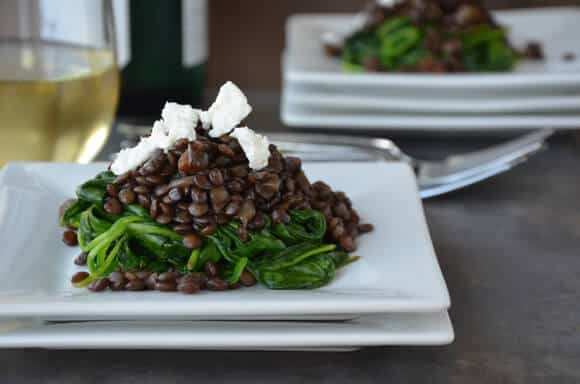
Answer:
[281,101,580,130]
[0,311,454,349]
[283,85,580,113]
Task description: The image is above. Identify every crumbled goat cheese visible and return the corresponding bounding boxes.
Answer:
[110,82,264,175]
[161,102,199,143]
[199,110,212,130]
[110,135,159,175]
[206,81,252,138]
[321,31,344,47]
[111,102,198,175]
[230,127,270,171]
[376,0,403,8]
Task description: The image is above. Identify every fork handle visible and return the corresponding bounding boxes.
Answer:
[419,129,554,185]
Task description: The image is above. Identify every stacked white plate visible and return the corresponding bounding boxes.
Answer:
[0,162,453,350]
[282,7,580,131]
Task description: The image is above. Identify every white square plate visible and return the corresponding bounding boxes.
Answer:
[0,312,453,350]
[283,80,580,114]
[281,101,580,131]
[285,8,580,93]
[0,162,449,321]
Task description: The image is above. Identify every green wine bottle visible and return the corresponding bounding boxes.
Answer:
[119,0,207,118]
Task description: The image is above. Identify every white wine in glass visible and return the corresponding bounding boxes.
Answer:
[0,0,119,166]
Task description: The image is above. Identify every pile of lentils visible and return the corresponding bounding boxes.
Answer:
[63,127,373,293]
[103,127,372,249]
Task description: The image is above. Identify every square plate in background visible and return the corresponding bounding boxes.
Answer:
[285,8,580,92]
[0,162,449,321]
[283,80,580,114]
[281,100,580,130]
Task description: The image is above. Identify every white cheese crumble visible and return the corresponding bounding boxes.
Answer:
[198,110,211,130]
[111,135,160,175]
[160,102,199,143]
[111,102,198,175]
[110,81,267,175]
[230,127,270,171]
[376,0,403,7]
[321,31,344,47]
[206,81,252,138]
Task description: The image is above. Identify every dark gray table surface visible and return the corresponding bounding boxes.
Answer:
[2,97,579,383]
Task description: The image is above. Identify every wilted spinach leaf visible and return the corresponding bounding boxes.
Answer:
[254,253,336,289]
[272,210,326,244]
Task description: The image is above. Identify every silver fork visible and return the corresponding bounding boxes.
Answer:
[267,129,553,198]
[116,124,553,199]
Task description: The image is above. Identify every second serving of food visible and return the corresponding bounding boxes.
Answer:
[61,82,373,294]
[324,0,543,73]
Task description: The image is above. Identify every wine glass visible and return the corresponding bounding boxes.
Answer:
[0,0,119,166]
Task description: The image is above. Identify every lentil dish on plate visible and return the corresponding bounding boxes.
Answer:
[61,83,373,295]
[324,0,543,73]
